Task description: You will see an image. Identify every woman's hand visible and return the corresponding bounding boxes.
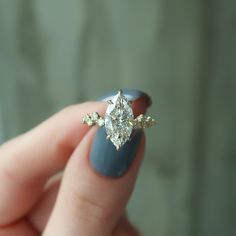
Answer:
[0,90,150,236]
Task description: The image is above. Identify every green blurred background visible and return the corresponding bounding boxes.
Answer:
[0,0,235,235]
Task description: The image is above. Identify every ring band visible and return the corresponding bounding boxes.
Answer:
[82,90,156,150]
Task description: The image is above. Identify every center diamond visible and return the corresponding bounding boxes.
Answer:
[105,91,134,150]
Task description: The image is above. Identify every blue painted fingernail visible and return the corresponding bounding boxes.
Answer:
[90,128,143,177]
[89,89,150,178]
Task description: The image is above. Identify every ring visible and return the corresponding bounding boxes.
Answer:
[82,90,156,150]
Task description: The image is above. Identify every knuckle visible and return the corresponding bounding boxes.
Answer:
[1,160,43,189]
[69,190,114,224]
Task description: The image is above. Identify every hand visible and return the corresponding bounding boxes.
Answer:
[0,90,150,236]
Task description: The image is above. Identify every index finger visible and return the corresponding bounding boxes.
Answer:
[0,102,106,226]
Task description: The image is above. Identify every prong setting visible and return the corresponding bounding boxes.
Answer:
[118,89,123,96]
[82,112,105,127]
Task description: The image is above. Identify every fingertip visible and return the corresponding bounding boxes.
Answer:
[90,128,144,178]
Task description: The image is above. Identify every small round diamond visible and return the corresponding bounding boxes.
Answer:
[98,118,105,127]
[91,112,99,121]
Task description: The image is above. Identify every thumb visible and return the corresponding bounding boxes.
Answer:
[43,127,145,236]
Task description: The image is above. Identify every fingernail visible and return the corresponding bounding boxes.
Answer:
[90,128,143,178]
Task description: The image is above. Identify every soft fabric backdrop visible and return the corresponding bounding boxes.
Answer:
[0,1,235,236]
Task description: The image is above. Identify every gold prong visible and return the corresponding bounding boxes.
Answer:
[128,100,132,106]
[129,120,134,126]
[118,89,123,95]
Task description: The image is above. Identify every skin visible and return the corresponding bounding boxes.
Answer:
[0,101,146,236]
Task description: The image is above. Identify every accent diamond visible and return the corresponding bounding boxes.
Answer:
[104,90,134,150]
[82,112,104,127]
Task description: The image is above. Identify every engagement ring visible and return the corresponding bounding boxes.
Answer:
[82,90,156,150]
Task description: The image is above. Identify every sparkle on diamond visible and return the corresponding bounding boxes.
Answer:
[105,91,134,150]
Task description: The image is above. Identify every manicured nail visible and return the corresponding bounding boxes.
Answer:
[90,128,143,177]
[90,89,151,178]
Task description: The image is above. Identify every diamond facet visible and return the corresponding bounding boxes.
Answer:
[104,90,134,150]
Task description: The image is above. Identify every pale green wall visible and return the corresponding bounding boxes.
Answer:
[0,1,235,235]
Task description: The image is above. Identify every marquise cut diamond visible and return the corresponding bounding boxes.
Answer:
[104,91,134,150]
[82,90,156,150]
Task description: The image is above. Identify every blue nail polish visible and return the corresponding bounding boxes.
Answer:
[90,128,143,178]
